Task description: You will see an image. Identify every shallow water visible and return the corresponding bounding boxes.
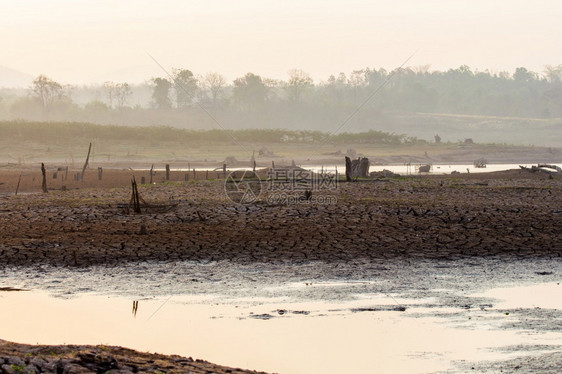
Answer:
[139,163,562,176]
[1,259,561,373]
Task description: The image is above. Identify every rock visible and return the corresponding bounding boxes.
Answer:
[76,352,118,372]
[23,365,38,374]
[370,169,400,178]
[1,364,16,374]
[6,357,25,367]
[29,358,47,370]
[62,363,87,373]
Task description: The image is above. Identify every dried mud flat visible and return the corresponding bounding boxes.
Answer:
[0,169,561,267]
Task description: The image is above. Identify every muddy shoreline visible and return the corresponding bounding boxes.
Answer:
[0,339,267,374]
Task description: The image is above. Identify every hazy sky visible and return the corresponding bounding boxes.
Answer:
[1,0,560,84]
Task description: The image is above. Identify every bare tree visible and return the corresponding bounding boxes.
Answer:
[201,72,226,106]
[544,64,562,83]
[285,69,313,102]
[104,81,116,108]
[32,75,64,110]
[114,83,132,109]
[104,81,131,109]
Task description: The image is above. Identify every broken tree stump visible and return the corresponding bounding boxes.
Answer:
[358,157,370,177]
[165,164,170,180]
[346,157,370,180]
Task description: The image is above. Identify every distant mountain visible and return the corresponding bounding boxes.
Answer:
[0,66,34,88]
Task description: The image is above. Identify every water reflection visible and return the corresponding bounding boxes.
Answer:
[132,300,139,318]
[0,282,560,374]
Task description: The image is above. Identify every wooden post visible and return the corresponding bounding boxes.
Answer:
[80,143,92,181]
[64,166,68,181]
[97,167,103,180]
[193,168,196,180]
[130,177,141,214]
[149,164,154,184]
[206,170,209,179]
[345,156,352,182]
[141,176,146,184]
[41,163,48,193]
[165,164,170,181]
[15,174,22,196]
[184,173,189,181]
[253,160,256,173]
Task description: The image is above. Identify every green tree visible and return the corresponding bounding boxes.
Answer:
[151,77,172,109]
[172,68,198,108]
[232,73,268,111]
[513,67,536,82]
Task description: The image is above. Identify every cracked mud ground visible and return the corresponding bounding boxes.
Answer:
[1,170,560,267]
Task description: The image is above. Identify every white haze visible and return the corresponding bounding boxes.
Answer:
[0,0,560,85]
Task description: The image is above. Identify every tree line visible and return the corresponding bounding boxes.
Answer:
[1,64,561,130]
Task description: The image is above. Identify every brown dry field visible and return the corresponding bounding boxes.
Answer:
[0,167,561,267]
